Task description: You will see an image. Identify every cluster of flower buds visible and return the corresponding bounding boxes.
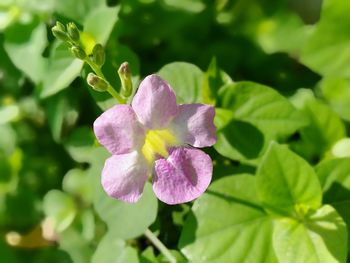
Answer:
[51,22,87,60]
[52,21,133,102]
[51,21,106,68]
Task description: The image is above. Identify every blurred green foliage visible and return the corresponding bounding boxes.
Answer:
[1,0,350,262]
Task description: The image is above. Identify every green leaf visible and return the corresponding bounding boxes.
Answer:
[179,175,277,263]
[43,190,76,232]
[0,149,21,193]
[94,182,158,239]
[0,124,16,155]
[54,0,106,24]
[215,119,264,163]
[40,43,83,98]
[83,5,119,46]
[4,19,47,83]
[62,168,94,204]
[158,62,204,104]
[45,89,79,142]
[0,104,20,124]
[319,77,350,121]
[59,228,93,263]
[299,99,346,156]
[218,82,307,139]
[273,205,347,263]
[300,0,350,77]
[80,209,95,241]
[64,126,96,163]
[201,57,233,105]
[256,12,311,55]
[316,157,350,248]
[215,81,307,162]
[331,138,350,158]
[256,143,322,215]
[91,232,139,263]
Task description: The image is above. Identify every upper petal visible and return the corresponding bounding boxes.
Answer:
[132,75,178,129]
[153,147,213,205]
[171,104,216,147]
[101,151,149,203]
[93,104,145,155]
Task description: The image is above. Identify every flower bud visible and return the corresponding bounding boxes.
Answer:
[70,46,86,60]
[55,21,66,32]
[52,26,69,42]
[67,22,80,42]
[118,62,132,97]
[87,73,109,92]
[92,44,105,67]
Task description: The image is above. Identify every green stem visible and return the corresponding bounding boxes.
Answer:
[144,228,177,263]
[85,57,126,104]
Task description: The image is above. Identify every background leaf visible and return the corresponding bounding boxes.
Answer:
[158,62,203,104]
[4,19,47,83]
[94,182,158,239]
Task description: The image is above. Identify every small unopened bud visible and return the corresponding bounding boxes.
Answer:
[87,73,109,92]
[92,44,105,67]
[52,26,69,42]
[70,46,86,60]
[55,21,66,32]
[118,62,132,97]
[67,22,80,42]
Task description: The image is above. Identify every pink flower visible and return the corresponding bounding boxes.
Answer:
[93,75,216,204]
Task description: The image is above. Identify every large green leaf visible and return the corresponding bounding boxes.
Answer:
[273,205,347,263]
[218,82,306,138]
[94,182,158,240]
[158,62,204,104]
[91,232,139,263]
[316,157,350,248]
[256,143,322,215]
[4,19,47,83]
[179,175,277,263]
[215,81,306,162]
[300,0,350,77]
[215,119,264,163]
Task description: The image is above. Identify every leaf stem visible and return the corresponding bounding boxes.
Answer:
[85,57,126,104]
[144,228,177,263]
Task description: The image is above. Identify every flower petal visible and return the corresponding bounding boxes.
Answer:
[101,151,149,203]
[132,74,178,129]
[93,104,145,155]
[153,147,213,204]
[171,104,216,147]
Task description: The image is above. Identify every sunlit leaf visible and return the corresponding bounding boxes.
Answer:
[256,143,322,215]
[180,175,277,263]
[273,205,347,263]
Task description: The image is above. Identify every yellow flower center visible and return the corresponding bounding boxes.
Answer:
[141,129,178,164]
